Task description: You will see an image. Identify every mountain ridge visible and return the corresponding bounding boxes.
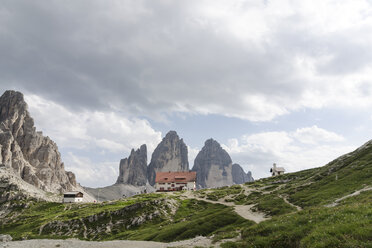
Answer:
[0,90,78,193]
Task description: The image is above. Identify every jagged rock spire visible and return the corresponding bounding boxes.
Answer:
[147,131,189,185]
[116,144,148,186]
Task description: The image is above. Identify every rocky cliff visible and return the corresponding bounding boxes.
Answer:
[192,139,254,188]
[0,90,77,193]
[116,144,148,186]
[147,131,189,185]
[192,139,234,188]
[232,163,254,184]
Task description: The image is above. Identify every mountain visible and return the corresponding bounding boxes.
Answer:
[192,139,253,188]
[192,139,231,188]
[116,144,148,186]
[147,131,189,185]
[0,90,77,193]
[232,163,254,184]
[85,144,154,201]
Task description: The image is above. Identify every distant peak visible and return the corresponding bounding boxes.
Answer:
[204,138,220,147]
[164,130,179,140]
[0,90,28,122]
[0,90,25,102]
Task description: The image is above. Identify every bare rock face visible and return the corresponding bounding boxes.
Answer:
[232,163,254,184]
[192,139,234,189]
[116,144,148,186]
[246,171,254,182]
[147,131,189,185]
[0,90,77,193]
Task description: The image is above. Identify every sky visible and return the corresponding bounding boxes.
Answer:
[1,0,372,187]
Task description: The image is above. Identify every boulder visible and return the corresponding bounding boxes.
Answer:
[0,234,12,242]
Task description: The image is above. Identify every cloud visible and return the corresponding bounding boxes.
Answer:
[25,94,162,155]
[187,146,200,165]
[1,0,372,122]
[293,125,344,145]
[223,126,356,179]
[24,93,163,186]
[64,152,118,188]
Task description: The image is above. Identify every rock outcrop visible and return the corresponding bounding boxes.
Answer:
[232,163,254,184]
[39,198,177,240]
[0,90,77,193]
[192,139,254,188]
[192,139,234,188]
[147,131,189,185]
[116,144,148,186]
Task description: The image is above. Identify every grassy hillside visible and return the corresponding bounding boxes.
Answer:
[0,193,252,242]
[233,191,372,248]
[1,141,372,247]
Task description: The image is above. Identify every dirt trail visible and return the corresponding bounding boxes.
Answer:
[326,186,372,207]
[2,236,214,248]
[279,195,302,211]
[182,189,269,223]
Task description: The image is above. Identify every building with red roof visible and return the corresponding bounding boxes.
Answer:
[155,171,196,191]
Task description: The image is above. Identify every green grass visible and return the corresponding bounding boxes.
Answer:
[238,193,372,248]
[253,194,297,216]
[205,185,242,201]
[122,199,253,242]
[248,143,372,210]
[0,193,165,240]
[0,195,253,242]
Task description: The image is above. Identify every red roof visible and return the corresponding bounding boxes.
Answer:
[155,171,196,183]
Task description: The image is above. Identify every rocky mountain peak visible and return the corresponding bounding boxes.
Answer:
[164,130,178,139]
[204,138,220,147]
[116,144,148,186]
[147,130,189,185]
[201,138,232,166]
[0,90,32,135]
[0,90,27,119]
[192,139,253,188]
[232,163,254,184]
[192,139,233,188]
[0,90,77,193]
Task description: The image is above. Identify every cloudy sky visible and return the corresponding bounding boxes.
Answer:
[2,0,372,187]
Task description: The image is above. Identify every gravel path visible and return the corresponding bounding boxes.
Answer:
[182,189,268,223]
[279,195,302,211]
[1,239,165,248]
[325,186,372,207]
[1,236,213,248]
